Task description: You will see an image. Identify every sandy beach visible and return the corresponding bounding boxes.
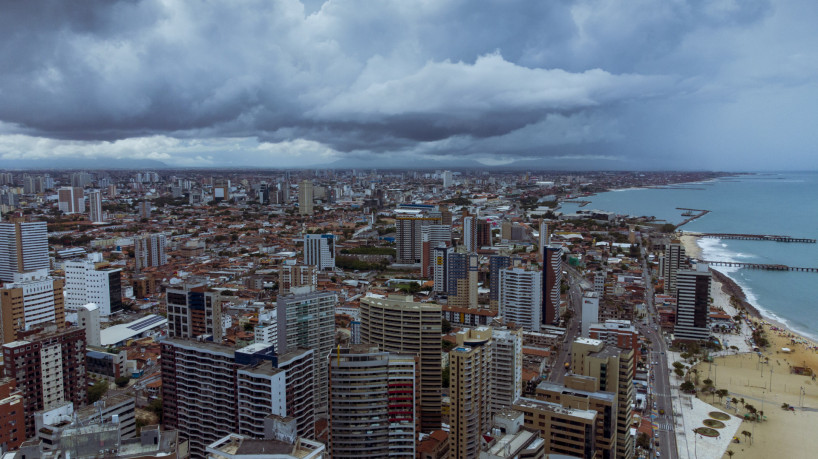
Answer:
[673,234,818,458]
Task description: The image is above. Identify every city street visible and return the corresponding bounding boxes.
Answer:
[641,251,679,459]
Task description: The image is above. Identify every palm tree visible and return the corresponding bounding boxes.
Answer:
[740,397,745,408]
[742,430,751,444]
[727,451,735,458]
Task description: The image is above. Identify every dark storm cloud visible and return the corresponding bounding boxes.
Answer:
[1,0,816,169]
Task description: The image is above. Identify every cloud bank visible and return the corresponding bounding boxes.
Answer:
[1,0,816,169]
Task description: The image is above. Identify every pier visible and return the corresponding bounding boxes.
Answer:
[697,260,818,272]
[563,200,591,207]
[700,233,816,243]
[675,208,710,228]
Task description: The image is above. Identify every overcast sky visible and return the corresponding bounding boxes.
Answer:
[1,0,816,170]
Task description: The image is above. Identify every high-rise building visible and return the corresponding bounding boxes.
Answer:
[538,220,549,254]
[432,245,453,294]
[279,264,317,294]
[303,234,336,270]
[0,220,49,282]
[662,241,686,294]
[571,338,635,459]
[447,252,479,309]
[421,225,451,277]
[0,270,65,344]
[396,214,442,264]
[489,255,511,307]
[542,244,562,326]
[2,326,87,439]
[166,282,223,342]
[449,327,493,459]
[299,179,314,215]
[134,233,167,271]
[589,320,641,372]
[57,187,85,214]
[490,327,523,414]
[0,377,26,451]
[498,267,542,332]
[162,340,314,458]
[442,170,453,188]
[513,396,601,459]
[674,264,712,341]
[277,288,336,414]
[476,218,492,248]
[64,256,122,316]
[360,294,442,432]
[580,292,600,337]
[534,376,618,458]
[78,303,101,347]
[88,190,104,223]
[328,345,416,458]
[462,216,477,252]
[138,201,151,219]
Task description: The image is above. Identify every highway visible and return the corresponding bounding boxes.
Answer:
[638,250,679,459]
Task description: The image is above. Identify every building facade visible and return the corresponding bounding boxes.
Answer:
[64,257,122,316]
[498,268,542,332]
[0,220,49,282]
[328,345,416,458]
[166,282,223,342]
[359,294,442,432]
[1,270,65,344]
[542,244,562,326]
[303,234,335,270]
[674,265,712,341]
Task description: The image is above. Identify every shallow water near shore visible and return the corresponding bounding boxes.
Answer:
[560,172,818,339]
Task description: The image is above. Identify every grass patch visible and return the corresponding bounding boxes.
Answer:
[709,411,731,421]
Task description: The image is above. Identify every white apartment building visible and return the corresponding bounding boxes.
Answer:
[64,256,122,316]
[498,268,542,332]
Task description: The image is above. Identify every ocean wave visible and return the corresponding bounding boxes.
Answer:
[699,238,818,341]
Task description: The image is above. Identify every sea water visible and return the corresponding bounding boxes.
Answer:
[559,172,818,339]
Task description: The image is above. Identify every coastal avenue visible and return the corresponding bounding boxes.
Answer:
[640,247,679,459]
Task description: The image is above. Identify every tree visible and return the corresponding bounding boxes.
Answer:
[680,381,695,392]
[703,378,713,387]
[441,364,450,388]
[147,398,163,424]
[636,432,651,450]
[114,376,131,388]
[674,368,685,378]
[716,389,729,402]
[743,430,752,445]
[441,318,452,334]
[88,380,109,403]
[727,450,734,458]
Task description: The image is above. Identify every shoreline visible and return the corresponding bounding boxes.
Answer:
[683,234,818,345]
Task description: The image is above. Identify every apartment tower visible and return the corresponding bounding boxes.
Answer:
[498,267,542,332]
[298,179,314,215]
[359,294,442,432]
[166,282,223,342]
[0,220,49,282]
[328,345,416,458]
[542,244,562,326]
[674,264,712,341]
[0,270,65,344]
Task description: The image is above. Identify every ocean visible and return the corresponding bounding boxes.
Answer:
[559,172,818,339]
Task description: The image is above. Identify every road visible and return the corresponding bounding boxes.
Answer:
[548,265,584,384]
[638,249,679,459]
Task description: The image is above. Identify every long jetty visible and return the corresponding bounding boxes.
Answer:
[700,233,816,243]
[698,260,818,272]
[675,208,710,227]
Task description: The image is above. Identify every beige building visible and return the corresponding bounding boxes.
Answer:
[449,327,493,459]
[298,179,314,215]
[535,376,617,458]
[571,338,635,459]
[513,396,599,458]
[359,294,442,432]
[1,270,65,344]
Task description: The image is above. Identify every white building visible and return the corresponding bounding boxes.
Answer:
[88,190,104,223]
[0,269,62,338]
[134,233,167,271]
[432,245,453,293]
[490,327,523,414]
[78,303,101,347]
[498,268,542,332]
[581,292,600,337]
[64,255,122,316]
[57,186,84,214]
[303,234,335,270]
[298,179,314,215]
[0,220,49,282]
[443,170,453,188]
